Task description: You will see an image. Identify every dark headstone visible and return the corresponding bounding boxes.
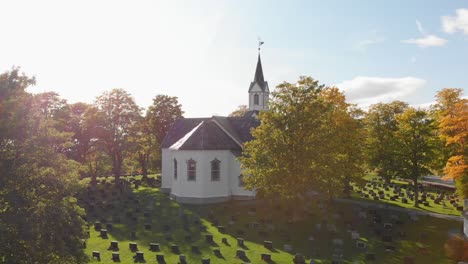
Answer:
[171,244,179,254]
[293,253,306,264]
[179,254,187,264]
[144,224,151,230]
[201,258,210,264]
[222,237,228,244]
[109,241,119,251]
[237,238,245,247]
[134,251,144,262]
[236,249,246,258]
[100,229,108,238]
[261,253,271,261]
[112,252,120,262]
[129,242,138,252]
[264,240,273,250]
[92,251,101,261]
[94,222,102,230]
[150,243,160,252]
[156,254,165,263]
[205,234,213,243]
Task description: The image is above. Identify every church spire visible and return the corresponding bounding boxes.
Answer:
[253,53,265,83]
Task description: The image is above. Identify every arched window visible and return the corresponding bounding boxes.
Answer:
[253,94,259,105]
[173,159,178,180]
[187,159,196,181]
[211,158,220,181]
[239,174,245,187]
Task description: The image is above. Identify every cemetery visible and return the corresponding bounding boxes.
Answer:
[351,175,464,216]
[78,175,462,263]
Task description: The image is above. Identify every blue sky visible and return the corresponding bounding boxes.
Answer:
[1,0,467,116]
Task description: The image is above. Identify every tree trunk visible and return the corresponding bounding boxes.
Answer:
[414,177,419,207]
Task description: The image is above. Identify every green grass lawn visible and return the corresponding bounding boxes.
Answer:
[77,178,462,264]
[351,175,463,217]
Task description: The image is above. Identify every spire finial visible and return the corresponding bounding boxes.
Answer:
[258,38,264,51]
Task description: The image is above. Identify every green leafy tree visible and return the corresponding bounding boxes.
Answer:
[0,68,87,263]
[94,88,141,181]
[240,77,364,204]
[146,94,183,170]
[395,107,437,206]
[365,101,408,183]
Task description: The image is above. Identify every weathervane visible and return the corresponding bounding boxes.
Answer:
[258,38,264,51]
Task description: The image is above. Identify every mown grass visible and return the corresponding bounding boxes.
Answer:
[351,175,463,216]
[77,178,461,264]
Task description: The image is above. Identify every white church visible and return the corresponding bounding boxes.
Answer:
[160,52,270,204]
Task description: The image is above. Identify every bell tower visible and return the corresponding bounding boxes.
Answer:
[248,42,269,111]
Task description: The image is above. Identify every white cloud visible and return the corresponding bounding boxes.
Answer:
[401,35,447,48]
[416,19,426,35]
[442,8,468,35]
[402,20,447,48]
[335,76,427,108]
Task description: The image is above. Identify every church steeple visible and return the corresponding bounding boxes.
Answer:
[248,44,269,111]
[253,54,265,84]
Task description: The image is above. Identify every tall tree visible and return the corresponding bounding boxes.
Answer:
[146,94,183,170]
[320,87,366,197]
[128,116,155,180]
[365,101,408,183]
[240,77,364,203]
[94,88,141,182]
[395,107,437,206]
[0,68,86,263]
[229,105,249,117]
[436,89,468,197]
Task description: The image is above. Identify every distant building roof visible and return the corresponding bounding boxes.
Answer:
[162,115,260,155]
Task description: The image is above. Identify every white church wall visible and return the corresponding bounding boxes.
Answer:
[160,148,172,193]
[170,150,232,200]
[229,157,256,197]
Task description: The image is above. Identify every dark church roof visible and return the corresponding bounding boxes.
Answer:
[248,54,269,92]
[161,115,260,153]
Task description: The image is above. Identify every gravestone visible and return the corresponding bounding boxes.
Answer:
[171,244,179,254]
[144,224,151,230]
[92,251,100,261]
[94,222,102,230]
[109,241,119,251]
[236,249,246,258]
[134,251,144,262]
[179,254,187,264]
[150,243,160,251]
[293,253,306,264]
[156,254,165,263]
[100,229,108,238]
[129,242,138,252]
[237,238,245,247]
[201,258,210,264]
[261,253,271,261]
[205,234,213,243]
[264,240,273,250]
[112,252,120,262]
